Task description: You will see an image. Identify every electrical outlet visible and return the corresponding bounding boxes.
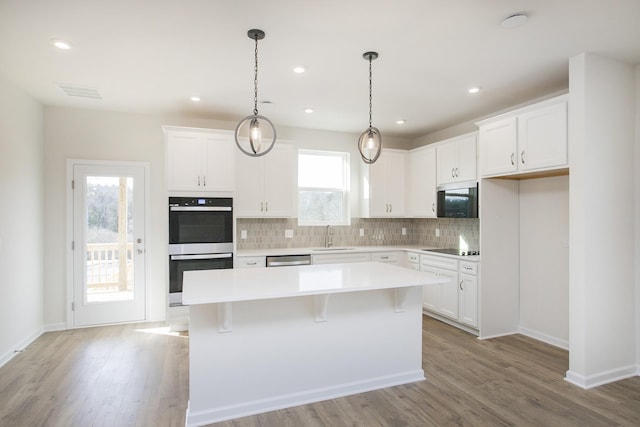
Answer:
[435,228,440,237]
[285,229,294,239]
[401,227,407,236]
[240,230,247,239]
[359,228,365,237]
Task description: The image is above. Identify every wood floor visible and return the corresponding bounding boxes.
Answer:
[1,316,639,427]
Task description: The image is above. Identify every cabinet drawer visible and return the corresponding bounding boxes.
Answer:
[235,256,266,268]
[371,252,401,264]
[420,254,458,271]
[407,252,420,263]
[459,261,478,276]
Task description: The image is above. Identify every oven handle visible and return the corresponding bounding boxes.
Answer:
[170,206,232,212]
[170,253,232,261]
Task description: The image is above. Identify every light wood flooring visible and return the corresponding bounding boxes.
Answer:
[1,316,639,426]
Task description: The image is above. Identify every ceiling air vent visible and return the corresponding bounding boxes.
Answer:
[58,84,102,99]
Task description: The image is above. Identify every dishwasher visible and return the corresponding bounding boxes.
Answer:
[265,254,311,267]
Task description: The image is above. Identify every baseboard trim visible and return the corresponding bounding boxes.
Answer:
[565,365,638,389]
[185,370,425,427]
[0,327,44,369]
[518,326,569,350]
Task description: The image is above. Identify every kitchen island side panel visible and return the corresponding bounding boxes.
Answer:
[186,286,423,426]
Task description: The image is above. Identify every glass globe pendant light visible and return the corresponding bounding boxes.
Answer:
[358,51,382,164]
[235,29,277,157]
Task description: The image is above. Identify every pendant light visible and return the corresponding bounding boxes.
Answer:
[357,51,382,164]
[235,29,277,157]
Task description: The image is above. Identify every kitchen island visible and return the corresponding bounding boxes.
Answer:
[182,262,446,426]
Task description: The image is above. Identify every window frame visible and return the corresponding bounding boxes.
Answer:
[297,149,351,226]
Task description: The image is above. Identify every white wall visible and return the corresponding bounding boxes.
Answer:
[43,106,411,327]
[0,74,44,366]
[519,176,569,348]
[636,64,640,370]
[567,53,636,388]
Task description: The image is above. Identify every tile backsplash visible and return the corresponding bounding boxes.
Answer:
[236,217,479,250]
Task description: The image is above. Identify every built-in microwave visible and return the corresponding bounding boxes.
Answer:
[437,181,478,218]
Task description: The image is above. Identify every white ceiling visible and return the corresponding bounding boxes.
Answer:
[1,0,639,139]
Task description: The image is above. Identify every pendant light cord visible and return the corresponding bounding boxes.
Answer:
[253,34,259,116]
[368,55,373,128]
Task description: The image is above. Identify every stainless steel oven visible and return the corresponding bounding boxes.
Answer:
[168,197,233,306]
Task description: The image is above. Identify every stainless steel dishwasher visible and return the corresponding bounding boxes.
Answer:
[265,254,311,267]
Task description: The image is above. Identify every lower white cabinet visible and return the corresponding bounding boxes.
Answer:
[420,254,479,331]
[235,256,266,268]
[311,252,371,265]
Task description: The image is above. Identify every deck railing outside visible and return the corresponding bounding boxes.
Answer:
[86,243,133,293]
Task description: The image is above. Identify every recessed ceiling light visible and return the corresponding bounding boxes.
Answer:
[468,87,481,94]
[501,13,528,29]
[396,120,406,125]
[304,108,314,114]
[293,66,306,74]
[190,96,201,102]
[51,38,72,50]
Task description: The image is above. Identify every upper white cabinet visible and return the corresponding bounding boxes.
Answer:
[436,133,477,185]
[361,149,406,217]
[165,127,235,193]
[477,95,568,177]
[406,145,437,218]
[235,143,295,217]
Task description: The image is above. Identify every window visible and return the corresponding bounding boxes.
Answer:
[298,150,350,225]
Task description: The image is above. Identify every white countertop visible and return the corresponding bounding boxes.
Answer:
[235,245,479,261]
[183,261,447,305]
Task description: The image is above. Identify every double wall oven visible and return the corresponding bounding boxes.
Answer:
[168,197,233,306]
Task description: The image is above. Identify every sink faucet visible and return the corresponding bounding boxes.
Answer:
[325,225,334,248]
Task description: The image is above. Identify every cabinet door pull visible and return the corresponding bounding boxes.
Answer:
[432,202,435,212]
[459,280,464,291]
[260,202,264,212]
[521,150,525,164]
[203,176,206,187]
[451,168,455,178]
[455,167,459,177]
[389,204,392,213]
[197,176,201,186]
[510,152,515,166]
[265,202,268,212]
[247,262,257,266]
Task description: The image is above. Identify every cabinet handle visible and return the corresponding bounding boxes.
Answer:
[380,256,389,260]
[203,176,206,187]
[265,202,268,212]
[451,168,455,178]
[521,150,525,164]
[389,204,392,213]
[260,202,264,212]
[510,152,515,166]
[455,167,459,177]
[197,176,201,186]
[432,202,435,212]
[459,280,464,291]
[247,262,257,266]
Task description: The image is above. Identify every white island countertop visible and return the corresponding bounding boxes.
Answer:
[183,261,445,305]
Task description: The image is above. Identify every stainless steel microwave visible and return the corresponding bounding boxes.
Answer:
[437,181,479,218]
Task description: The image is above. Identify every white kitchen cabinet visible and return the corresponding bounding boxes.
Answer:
[311,252,371,265]
[361,149,406,217]
[478,95,568,177]
[421,253,479,331]
[165,127,235,193]
[235,256,266,268]
[406,145,437,217]
[371,251,405,266]
[436,133,477,185]
[235,143,295,217]
[420,254,459,321]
